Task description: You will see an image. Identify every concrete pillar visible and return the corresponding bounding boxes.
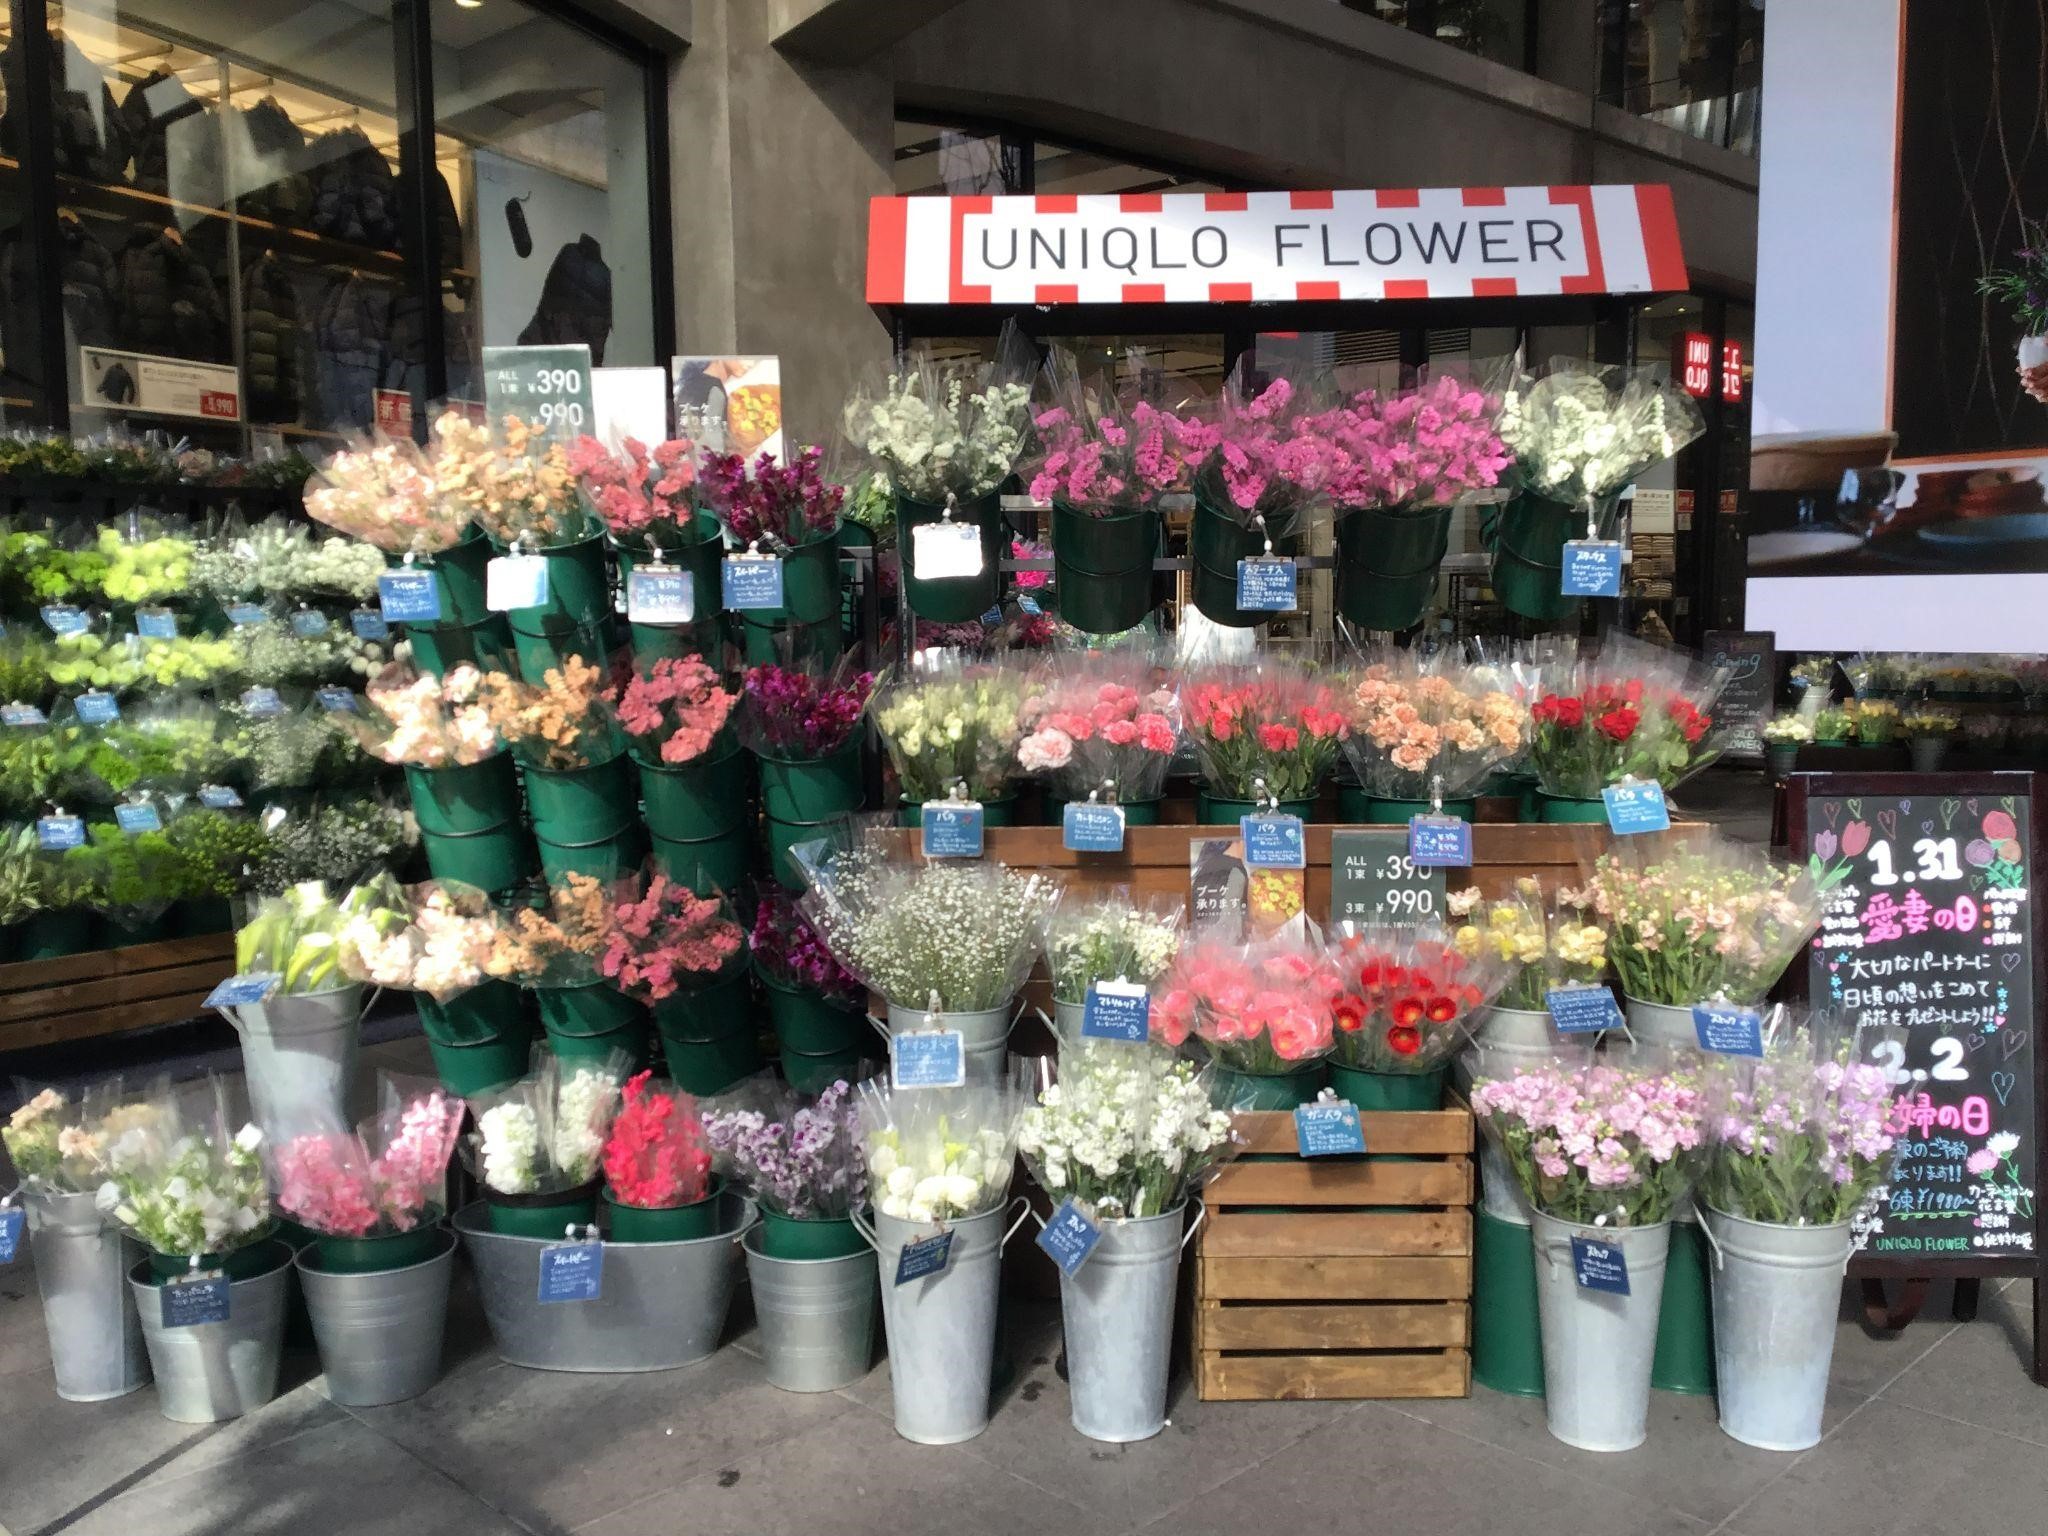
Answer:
[668,0,894,445]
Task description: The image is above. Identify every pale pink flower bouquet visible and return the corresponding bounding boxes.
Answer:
[305,439,474,557]
[354,661,499,768]
[1016,648,1182,808]
[272,1080,466,1252]
[336,873,509,1003]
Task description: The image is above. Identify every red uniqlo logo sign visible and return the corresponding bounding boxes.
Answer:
[199,390,238,419]
[1675,333,1743,401]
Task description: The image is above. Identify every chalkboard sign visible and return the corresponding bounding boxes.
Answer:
[1703,630,1775,762]
[1787,772,2046,1385]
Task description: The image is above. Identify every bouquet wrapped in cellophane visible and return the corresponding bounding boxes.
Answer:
[1528,634,1732,799]
[871,649,1030,806]
[1151,920,1341,1077]
[841,344,1035,505]
[855,1066,1031,1223]
[304,434,472,557]
[353,661,499,769]
[1447,879,1608,1011]
[334,873,510,1003]
[1181,654,1349,803]
[5,1077,165,1197]
[1016,646,1183,809]
[1327,922,1512,1073]
[92,1075,272,1261]
[1498,358,1705,513]
[1044,888,1184,1009]
[462,1051,631,1199]
[270,1075,465,1241]
[1019,1044,1237,1220]
[1340,647,1528,803]
[706,1078,868,1220]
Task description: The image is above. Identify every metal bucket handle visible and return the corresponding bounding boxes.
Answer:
[998,1196,1032,1250]
[865,1012,890,1046]
[1697,1208,1727,1272]
[1181,1197,1208,1252]
[849,1207,880,1252]
[359,985,384,1024]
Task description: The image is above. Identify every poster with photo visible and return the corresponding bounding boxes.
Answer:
[79,347,239,423]
[1747,0,2048,650]
[673,355,784,462]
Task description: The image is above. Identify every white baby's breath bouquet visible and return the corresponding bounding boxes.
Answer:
[1497,359,1704,509]
[1018,1044,1236,1220]
[856,1076,1027,1222]
[1046,890,1183,1006]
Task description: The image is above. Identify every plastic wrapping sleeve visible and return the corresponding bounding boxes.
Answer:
[871,649,1033,805]
[461,1050,632,1198]
[1015,644,1183,807]
[839,326,1037,504]
[599,1071,718,1209]
[1497,357,1707,510]
[1580,827,1826,1007]
[797,831,1061,1014]
[66,812,181,931]
[55,692,224,805]
[1526,632,1734,798]
[304,432,471,558]
[426,408,598,550]
[352,658,501,770]
[1466,1049,1705,1229]
[1019,1043,1242,1221]
[234,879,352,993]
[1303,354,1519,513]
[703,1077,870,1220]
[267,1079,464,1240]
[593,869,749,1006]
[1691,1005,1908,1227]
[748,888,866,1005]
[1338,647,1530,803]
[474,652,626,772]
[333,872,506,1005]
[1325,921,1514,1074]
[1447,879,1610,1011]
[1044,888,1185,1007]
[854,1064,1035,1223]
[241,793,418,901]
[1151,923,1344,1075]
[90,1074,271,1261]
[2,1074,146,1196]
[564,433,703,547]
[1186,353,1322,535]
[190,511,295,603]
[619,652,741,767]
[1016,345,1209,517]
[1179,653,1350,802]
[490,874,612,989]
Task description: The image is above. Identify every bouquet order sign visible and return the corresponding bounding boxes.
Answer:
[867,185,1688,306]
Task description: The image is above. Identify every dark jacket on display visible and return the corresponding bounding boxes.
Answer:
[120,70,225,210]
[0,37,128,183]
[116,229,228,362]
[1,214,119,382]
[306,126,401,251]
[235,97,311,225]
[311,273,391,432]
[241,253,300,425]
[518,235,612,365]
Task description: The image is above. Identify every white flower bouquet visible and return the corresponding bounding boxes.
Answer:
[872,650,1031,806]
[334,873,509,1003]
[1497,359,1705,512]
[463,1053,629,1198]
[93,1077,271,1260]
[856,1075,1028,1223]
[1045,890,1183,1007]
[842,350,1034,504]
[1018,1044,1236,1220]
[5,1081,167,1197]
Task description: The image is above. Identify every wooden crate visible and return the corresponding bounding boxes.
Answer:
[0,935,234,1053]
[1192,1104,1475,1402]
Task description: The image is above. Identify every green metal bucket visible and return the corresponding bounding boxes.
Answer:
[762,974,867,1054]
[390,530,491,627]
[511,619,614,688]
[1327,1062,1447,1111]
[778,1042,870,1095]
[1491,491,1607,624]
[536,824,650,885]
[485,1184,599,1240]
[402,613,513,676]
[895,489,1006,623]
[1652,1217,1717,1394]
[405,753,519,836]
[1195,791,1314,825]
[603,1178,725,1243]
[500,533,612,634]
[1473,1206,1545,1397]
[615,514,725,612]
[1336,787,1477,825]
[765,814,835,889]
[650,965,754,1044]
[637,746,750,841]
[757,1209,865,1260]
[650,827,754,893]
[895,794,1016,828]
[535,983,651,1069]
[757,740,863,821]
[420,823,537,894]
[747,532,842,627]
[313,1224,444,1276]
[662,1030,765,1096]
[1534,791,1611,824]
[524,754,636,843]
[1333,503,1452,632]
[735,613,845,668]
[1212,1062,1327,1110]
[1052,502,1158,635]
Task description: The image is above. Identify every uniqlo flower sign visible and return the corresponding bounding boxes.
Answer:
[867,185,1687,305]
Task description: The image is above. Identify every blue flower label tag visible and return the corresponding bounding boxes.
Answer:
[1560,539,1623,598]
[198,784,244,810]
[1082,980,1151,1042]
[0,1206,23,1264]
[1036,1198,1103,1278]
[486,554,550,613]
[350,608,390,641]
[226,602,270,628]
[1240,813,1306,869]
[40,604,88,636]
[979,605,1004,627]
[377,570,441,624]
[627,568,695,624]
[115,801,163,835]
[1408,814,1472,869]
[160,1271,231,1328]
[205,973,281,1008]
[2,704,48,727]
[1693,1004,1765,1058]
[1572,1235,1630,1295]
[36,815,85,851]
[891,1030,966,1090]
[1018,595,1043,616]
[721,554,785,611]
[74,691,120,726]
[1295,1101,1368,1158]
[136,607,179,640]
[910,519,984,579]
[240,687,285,720]
[289,609,330,638]
[1063,801,1126,853]
[895,1229,954,1285]
[1603,781,1670,835]
[1236,555,1297,611]
[315,687,358,714]
[1545,984,1624,1035]
[538,1239,605,1303]
[921,800,984,859]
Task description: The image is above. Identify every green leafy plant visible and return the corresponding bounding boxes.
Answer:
[1978,219,2048,336]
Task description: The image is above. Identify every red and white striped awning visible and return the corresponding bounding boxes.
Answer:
[866,185,1688,306]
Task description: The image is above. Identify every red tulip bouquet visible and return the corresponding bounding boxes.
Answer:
[1327,923,1510,1074]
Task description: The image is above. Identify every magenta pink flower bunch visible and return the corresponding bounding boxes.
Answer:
[751,889,865,1003]
[701,446,844,547]
[598,873,747,1003]
[741,661,874,758]
[1470,1062,1704,1227]
[1027,398,1209,515]
[617,654,739,765]
[272,1089,465,1239]
[1196,377,1325,519]
[567,435,700,544]
[1305,375,1511,508]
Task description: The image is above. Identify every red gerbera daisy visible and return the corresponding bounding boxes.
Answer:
[1386,1023,1423,1056]
[1389,994,1426,1027]
[1424,995,1457,1024]
[1332,995,1367,1033]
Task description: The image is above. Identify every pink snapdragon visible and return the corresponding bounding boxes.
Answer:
[568,436,699,541]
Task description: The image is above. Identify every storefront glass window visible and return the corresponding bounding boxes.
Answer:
[1602,0,1764,155]
[1345,1,1533,73]
[894,123,1022,196]
[431,0,656,398]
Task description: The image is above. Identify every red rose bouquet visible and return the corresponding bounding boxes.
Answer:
[1016,648,1182,808]
[1327,923,1510,1073]
[1182,658,1349,803]
[1529,635,1731,799]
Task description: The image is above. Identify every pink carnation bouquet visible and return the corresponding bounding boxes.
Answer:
[272,1082,465,1242]
[598,872,748,1003]
[1016,648,1182,808]
[618,654,739,766]
[1470,1055,1705,1226]
[1181,657,1349,803]
[1341,650,1528,803]
[354,660,499,767]
[566,435,702,551]
[1152,926,1343,1078]
[305,437,472,557]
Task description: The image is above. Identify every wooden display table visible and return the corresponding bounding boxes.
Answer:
[0,936,234,1053]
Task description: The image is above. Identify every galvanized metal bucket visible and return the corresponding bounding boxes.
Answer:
[1462,1042,1557,1225]
[296,1229,456,1407]
[1051,998,1086,1044]
[1622,996,1697,1050]
[1051,1201,1204,1443]
[855,1199,1032,1444]
[128,1239,293,1423]
[879,999,1016,1086]
[1701,1206,1852,1451]
[1530,1214,1670,1452]
[23,1189,149,1401]
[452,1193,753,1372]
[229,985,366,1135]
[1474,1005,1566,1050]
[741,1227,877,1392]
